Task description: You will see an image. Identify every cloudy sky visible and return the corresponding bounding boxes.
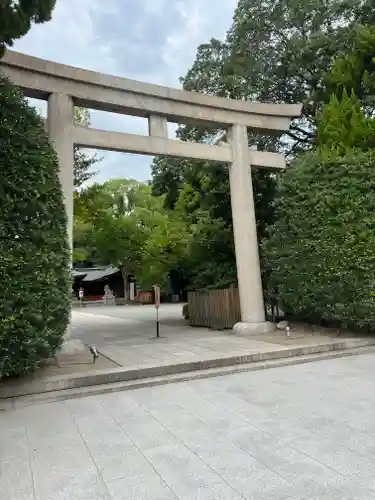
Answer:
[13,0,237,184]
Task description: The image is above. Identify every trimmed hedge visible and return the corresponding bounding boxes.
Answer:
[0,74,70,378]
[264,150,375,332]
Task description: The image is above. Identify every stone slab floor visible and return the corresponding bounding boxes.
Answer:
[71,304,346,369]
[2,352,375,500]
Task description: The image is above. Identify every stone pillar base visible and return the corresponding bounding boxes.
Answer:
[232,321,275,336]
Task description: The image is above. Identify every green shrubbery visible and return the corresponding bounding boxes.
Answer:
[264,26,375,333]
[0,74,70,378]
[264,149,375,331]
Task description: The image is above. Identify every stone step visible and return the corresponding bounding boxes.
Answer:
[1,337,374,400]
[1,344,374,411]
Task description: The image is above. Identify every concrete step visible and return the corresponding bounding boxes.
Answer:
[2,344,374,411]
[1,337,374,400]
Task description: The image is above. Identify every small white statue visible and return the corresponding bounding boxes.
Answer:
[103,284,115,306]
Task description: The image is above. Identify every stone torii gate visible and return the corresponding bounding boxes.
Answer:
[0,51,301,340]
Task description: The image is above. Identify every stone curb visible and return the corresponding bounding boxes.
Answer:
[1,337,374,401]
[2,345,374,411]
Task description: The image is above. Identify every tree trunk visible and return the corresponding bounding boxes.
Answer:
[120,265,129,302]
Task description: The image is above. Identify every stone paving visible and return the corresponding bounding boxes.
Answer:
[2,352,375,499]
[71,304,352,369]
[2,303,370,403]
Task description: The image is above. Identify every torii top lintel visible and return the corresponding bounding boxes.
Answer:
[0,50,302,133]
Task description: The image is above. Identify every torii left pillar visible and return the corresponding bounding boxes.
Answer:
[48,93,84,353]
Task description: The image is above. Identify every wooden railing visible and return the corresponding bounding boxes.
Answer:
[187,287,241,329]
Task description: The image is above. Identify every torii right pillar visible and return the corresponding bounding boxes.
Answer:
[229,123,273,334]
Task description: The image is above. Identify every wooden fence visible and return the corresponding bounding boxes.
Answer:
[137,291,154,304]
[187,287,241,329]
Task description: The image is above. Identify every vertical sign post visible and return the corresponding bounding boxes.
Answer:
[154,285,161,338]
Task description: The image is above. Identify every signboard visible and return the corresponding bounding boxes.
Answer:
[78,287,84,299]
[154,285,160,309]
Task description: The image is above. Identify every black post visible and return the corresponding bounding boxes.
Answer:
[156,307,160,338]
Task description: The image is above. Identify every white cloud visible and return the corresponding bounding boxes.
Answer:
[15,0,117,72]
[161,2,204,84]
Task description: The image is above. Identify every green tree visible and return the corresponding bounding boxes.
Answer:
[72,108,100,262]
[0,0,56,58]
[74,108,100,190]
[226,0,375,152]
[75,179,190,295]
[355,0,375,27]
[170,163,239,289]
[322,23,375,113]
[0,74,70,377]
[263,25,375,330]
[315,23,375,152]
[316,90,375,153]
[177,0,370,155]
[73,217,96,265]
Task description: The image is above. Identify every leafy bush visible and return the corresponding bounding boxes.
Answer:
[264,150,375,331]
[0,74,70,378]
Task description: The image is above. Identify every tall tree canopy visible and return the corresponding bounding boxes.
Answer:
[0,0,56,57]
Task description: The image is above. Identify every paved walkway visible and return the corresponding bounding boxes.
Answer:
[2,352,375,499]
[2,304,371,403]
[71,304,355,369]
